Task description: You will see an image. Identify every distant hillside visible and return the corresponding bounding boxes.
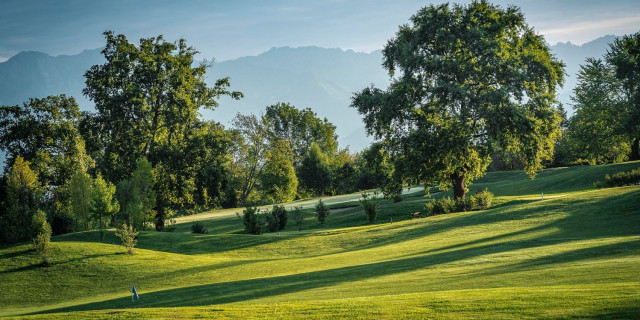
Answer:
[0,35,620,155]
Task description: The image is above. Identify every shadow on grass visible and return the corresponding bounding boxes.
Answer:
[30,188,640,315]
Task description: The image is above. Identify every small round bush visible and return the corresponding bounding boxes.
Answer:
[191,221,208,234]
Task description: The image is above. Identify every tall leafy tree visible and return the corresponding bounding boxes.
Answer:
[297,143,333,196]
[259,139,298,203]
[264,102,338,163]
[568,58,630,164]
[90,174,119,241]
[117,158,156,230]
[606,31,640,160]
[83,31,242,230]
[230,113,269,206]
[0,95,93,191]
[351,1,564,199]
[0,156,42,243]
[69,169,93,231]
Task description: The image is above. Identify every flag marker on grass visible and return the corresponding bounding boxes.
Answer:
[132,284,139,301]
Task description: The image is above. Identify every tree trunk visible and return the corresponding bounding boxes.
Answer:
[452,174,465,199]
[631,137,640,161]
[155,208,165,231]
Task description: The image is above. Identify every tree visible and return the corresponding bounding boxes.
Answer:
[69,169,93,231]
[606,32,640,160]
[292,205,304,231]
[315,199,329,224]
[355,143,392,191]
[31,209,52,264]
[351,1,564,199]
[568,58,630,164]
[259,140,298,203]
[1,156,42,243]
[83,31,242,230]
[0,95,93,198]
[297,143,333,196]
[115,224,139,255]
[117,158,156,230]
[264,102,338,163]
[90,174,119,241]
[230,113,269,206]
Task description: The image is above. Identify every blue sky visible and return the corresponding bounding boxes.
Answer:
[1,0,639,62]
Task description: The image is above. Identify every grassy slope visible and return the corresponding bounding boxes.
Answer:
[1,162,639,319]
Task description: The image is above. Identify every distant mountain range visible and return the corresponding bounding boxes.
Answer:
[0,35,619,155]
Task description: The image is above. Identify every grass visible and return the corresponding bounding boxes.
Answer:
[1,161,639,319]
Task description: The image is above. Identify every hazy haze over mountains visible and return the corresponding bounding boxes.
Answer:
[0,35,620,154]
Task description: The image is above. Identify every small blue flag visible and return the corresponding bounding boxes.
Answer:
[132,284,139,300]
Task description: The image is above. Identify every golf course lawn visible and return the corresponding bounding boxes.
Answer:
[1,161,639,319]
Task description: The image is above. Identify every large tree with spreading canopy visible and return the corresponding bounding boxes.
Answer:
[351,0,565,199]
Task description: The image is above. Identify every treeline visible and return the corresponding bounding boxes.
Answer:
[0,32,390,244]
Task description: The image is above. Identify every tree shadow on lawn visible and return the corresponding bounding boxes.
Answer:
[30,189,640,315]
[351,188,640,255]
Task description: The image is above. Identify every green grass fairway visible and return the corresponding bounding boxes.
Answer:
[1,162,639,319]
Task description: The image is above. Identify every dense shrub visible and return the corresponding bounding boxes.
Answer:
[292,205,304,231]
[425,189,494,216]
[190,221,208,234]
[315,199,329,224]
[455,196,475,212]
[359,192,378,223]
[473,188,494,209]
[115,224,139,254]
[425,197,456,216]
[594,168,640,188]
[268,205,288,232]
[239,207,266,235]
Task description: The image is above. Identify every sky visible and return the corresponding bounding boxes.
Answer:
[1,0,640,62]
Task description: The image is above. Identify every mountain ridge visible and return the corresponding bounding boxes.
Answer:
[0,35,621,154]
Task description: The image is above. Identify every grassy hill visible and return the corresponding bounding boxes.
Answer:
[1,162,639,319]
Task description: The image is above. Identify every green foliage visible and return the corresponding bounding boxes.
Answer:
[359,192,378,223]
[267,204,288,232]
[69,169,93,231]
[0,95,93,189]
[31,210,52,264]
[263,102,338,163]
[259,139,298,203]
[351,1,564,199]
[292,205,304,231]
[594,168,640,188]
[83,32,241,230]
[564,58,630,164]
[117,158,156,230]
[190,222,208,234]
[89,174,119,241]
[115,224,139,254]
[315,199,329,224]
[607,31,640,160]
[297,143,333,196]
[355,142,392,190]
[331,150,359,195]
[230,114,269,206]
[0,156,42,243]
[427,189,494,216]
[425,197,456,216]
[239,207,266,235]
[473,188,494,210]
